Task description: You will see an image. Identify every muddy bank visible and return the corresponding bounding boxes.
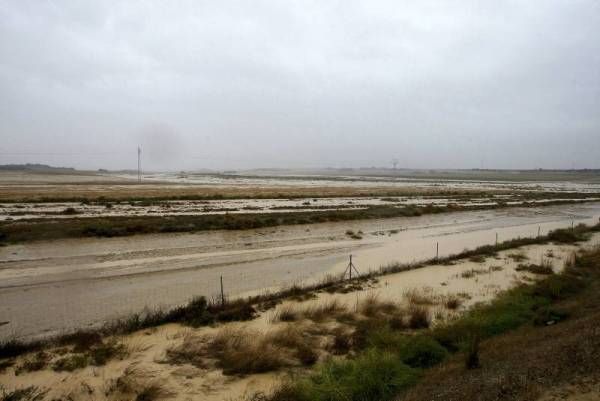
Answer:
[1,202,599,340]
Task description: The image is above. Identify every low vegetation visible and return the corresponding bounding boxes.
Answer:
[252,244,600,401]
[0,386,46,401]
[515,260,554,275]
[1,199,597,244]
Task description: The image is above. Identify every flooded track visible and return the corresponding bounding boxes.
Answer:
[1,202,600,340]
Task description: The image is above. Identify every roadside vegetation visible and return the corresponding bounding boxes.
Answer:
[250,242,600,401]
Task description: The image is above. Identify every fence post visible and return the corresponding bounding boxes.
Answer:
[220,275,225,307]
[436,242,439,261]
[349,255,352,280]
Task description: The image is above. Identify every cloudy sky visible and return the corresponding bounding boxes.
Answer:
[1,1,599,171]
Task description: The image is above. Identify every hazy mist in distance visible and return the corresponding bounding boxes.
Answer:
[1,1,599,171]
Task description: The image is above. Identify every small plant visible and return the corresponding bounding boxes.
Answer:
[135,382,174,401]
[399,336,448,369]
[303,299,346,322]
[507,252,528,262]
[359,293,398,317]
[444,295,462,310]
[52,354,89,372]
[0,386,46,401]
[61,207,79,215]
[89,339,127,366]
[272,305,298,322]
[469,255,486,263]
[515,262,554,275]
[404,288,437,306]
[460,268,487,278]
[408,306,430,329]
[330,328,352,355]
[465,334,481,369]
[15,351,49,375]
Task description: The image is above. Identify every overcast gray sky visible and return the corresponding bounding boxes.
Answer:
[1,1,599,171]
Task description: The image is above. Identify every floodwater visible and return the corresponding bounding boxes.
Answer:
[1,202,600,340]
[3,195,597,221]
[135,172,600,193]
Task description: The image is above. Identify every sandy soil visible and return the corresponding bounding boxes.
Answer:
[0,237,593,401]
[2,202,600,341]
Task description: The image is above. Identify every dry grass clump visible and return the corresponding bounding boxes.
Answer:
[507,252,528,262]
[328,327,353,355]
[272,299,347,323]
[403,288,438,306]
[135,382,176,401]
[271,304,299,322]
[460,268,488,279]
[359,293,399,317]
[14,351,50,375]
[468,255,487,263]
[167,325,319,375]
[444,295,462,310]
[516,259,554,275]
[303,299,347,322]
[0,385,46,401]
[408,306,431,329]
[106,365,174,401]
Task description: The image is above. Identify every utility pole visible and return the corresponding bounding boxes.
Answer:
[391,158,399,170]
[137,146,142,183]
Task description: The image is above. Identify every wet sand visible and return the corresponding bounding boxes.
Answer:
[1,202,600,340]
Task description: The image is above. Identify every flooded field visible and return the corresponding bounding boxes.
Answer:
[3,195,598,221]
[134,172,600,193]
[3,171,600,204]
[1,201,599,340]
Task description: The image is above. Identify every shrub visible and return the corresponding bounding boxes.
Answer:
[532,306,570,326]
[89,340,126,366]
[52,354,89,372]
[468,255,486,263]
[548,228,585,243]
[0,386,46,401]
[515,262,554,275]
[303,299,346,322]
[408,306,430,329]
[15,351,49,375]
[359,293,398,317]
[398,336,448,369]
[465,335,480,369]
[444,295,462,310]
[293,349,418,401]
[273,305,298,322]
[330,328,352,355]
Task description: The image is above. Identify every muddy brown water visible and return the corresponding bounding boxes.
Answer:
[1,202,600,340]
